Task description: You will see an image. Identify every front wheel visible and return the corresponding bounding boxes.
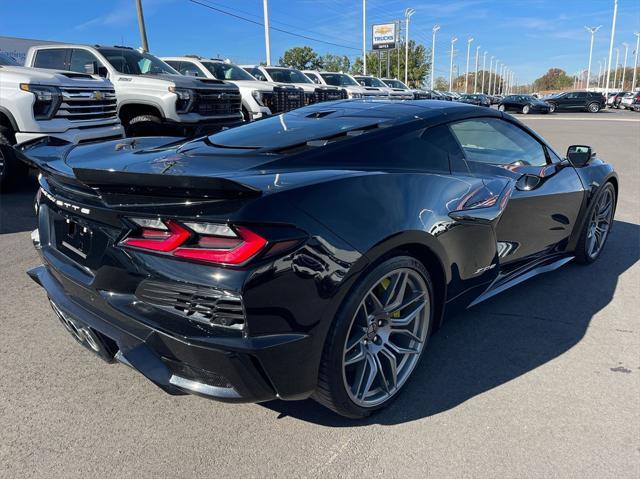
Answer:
[522,104,531,114]
[314,256,434,418]
[498,104,506,112]
[548,103,556,113]
[575,183,616,264]
[588,102,601,113]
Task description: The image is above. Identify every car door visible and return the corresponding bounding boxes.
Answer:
[449,117,585,266]
[564,92,584,110]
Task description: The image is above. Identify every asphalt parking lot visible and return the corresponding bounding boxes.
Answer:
[1,108,638,479]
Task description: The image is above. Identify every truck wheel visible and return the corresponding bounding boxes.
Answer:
[0,127,24,192]
[126,114,162,137]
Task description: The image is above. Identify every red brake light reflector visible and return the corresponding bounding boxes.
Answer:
[174,226,267,265]
[122,220,191,252]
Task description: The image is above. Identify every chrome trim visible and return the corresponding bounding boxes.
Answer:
[169,374,241,399]
[31,229,41,249]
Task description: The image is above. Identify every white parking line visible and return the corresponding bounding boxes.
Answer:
[523,116,640,122]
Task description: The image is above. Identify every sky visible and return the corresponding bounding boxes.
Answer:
[1,0,639,83]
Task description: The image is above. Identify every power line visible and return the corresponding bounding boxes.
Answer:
[187,0,360,51]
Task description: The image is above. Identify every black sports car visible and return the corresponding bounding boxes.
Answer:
[458,93,492,107]
[16,100,618,418]
[498,95,552,114]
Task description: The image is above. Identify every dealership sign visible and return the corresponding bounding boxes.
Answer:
[372,23,397,50]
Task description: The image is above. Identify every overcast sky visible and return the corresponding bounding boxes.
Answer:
[2,0,639,82]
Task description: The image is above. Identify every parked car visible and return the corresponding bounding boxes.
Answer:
[434,90,454,101]
[618,91,640,110]
[544,91,605,113]
[498,94,552,114]
[353,75,413,100]
[458,93,492,107]
[242,65,346,104]
[607,91,627,108]
[20,100,617,418]
[380,78,431,99]
[0,51,123,190]
[162,56,305,121]
[26,45,243,137]
[302,70,387,99]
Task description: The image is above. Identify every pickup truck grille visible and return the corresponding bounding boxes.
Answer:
[55,87,118,122]
[313,88,348,103]
[192,90,242,116]
[262,86,305,113]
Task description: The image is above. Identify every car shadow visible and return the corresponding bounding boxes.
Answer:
[0,182,38,234]
[260,220,640,426]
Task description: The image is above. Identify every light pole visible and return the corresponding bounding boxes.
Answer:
[598,60,603,89]
[263,0,271,65]
[430,24,440,90]
[464,37,473,93]
[488,56,494,94]
[135,0,149,52]
[492,60,499,95]
[362,0,366,74]
[473,45,480,93]
[481,51,487,93]
[633,32,640,91]
[584,25,601,89]
[621,42,629,89]
[404,8,415,85]
[613,47,620,90]
[604,0,618,98]
[449,36,457,91]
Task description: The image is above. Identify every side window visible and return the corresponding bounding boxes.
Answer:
[566,92,579,99]
[307,73,320,84]
[449,118,548,167]
[33,48,69,70]
[69,49,101,74]
[178,61,206,77]
[164,60,181,71]
[251,68,266,81]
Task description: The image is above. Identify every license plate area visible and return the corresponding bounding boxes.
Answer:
[51,210,109,269]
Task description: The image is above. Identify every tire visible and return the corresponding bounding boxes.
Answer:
[0,127,24,192]
[241,107,251,122]
[547,103,556,113]
[574,182,616,264]
[498,104,506,112]
[588,102,601,113]
[522,104,530,114]
[314,255,435,418]
[126,114,162,137]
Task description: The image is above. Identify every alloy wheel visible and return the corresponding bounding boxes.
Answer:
[586,187,614,259]
[589,103,600,113]
[522,105,530,114]
[342,268,430,407]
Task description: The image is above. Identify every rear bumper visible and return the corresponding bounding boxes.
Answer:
[27,262,312,403]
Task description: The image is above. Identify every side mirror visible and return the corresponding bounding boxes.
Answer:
[97,66,108,78]
[566,145,595,168]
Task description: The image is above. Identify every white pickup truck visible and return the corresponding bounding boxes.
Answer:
[0,52,123,190]
[25,45,243,137]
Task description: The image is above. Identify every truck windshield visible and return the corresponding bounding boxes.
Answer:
[202,61,255,81]
[97,48,178,75]
[266,68,313,84]
[383,79,408,89]
[356,76,387,88]
[320,73,358,87]
[0,52,19,66]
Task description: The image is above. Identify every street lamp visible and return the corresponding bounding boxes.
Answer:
[488,56,494,94]
[481,51,488,93]
[430,24,440,90]
[633,32,640,91]
[598,60,603,89]
[492,60,499,95]
[604,0,618,98]
[473,45,480,93]
[404,8,415,85]
[263,0,271,65]
[464,37,473,93]
[362,0,366,75]
[613,47,620,90]
[584,25,602,89]
[449,36,458,91]
[621,42,629,89]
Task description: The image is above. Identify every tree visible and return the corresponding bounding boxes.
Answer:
[351,41,430,87]
[532,68,573,92]
[279,46,322,70]
[321,54,350,72]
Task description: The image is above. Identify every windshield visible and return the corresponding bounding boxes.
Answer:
[266,68,312,84]
[97,48,178,75]
[0,52,19,66]
[356,76,387,87]
[320,73,358,87]
[383,79,408,89]
[201,61,255,81]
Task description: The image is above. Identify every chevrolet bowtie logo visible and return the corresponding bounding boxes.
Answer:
[376,26,393,35]
[92,91,104,101]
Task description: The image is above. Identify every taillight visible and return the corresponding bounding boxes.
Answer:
[121,219,267,266]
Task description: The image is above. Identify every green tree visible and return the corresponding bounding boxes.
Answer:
[351,41,430,87]
[321,54,350,72]
[533,68,573,91]
[279,46,322,70]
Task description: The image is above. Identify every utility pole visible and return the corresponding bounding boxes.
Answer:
[449,36,457,91]
[621,42,629,89]
[362,0,366,75]
[135,0,149,52]
[633,32,640,91]
[481,51,487,93]
[430,24,440,90]
[604,0,618,98]
[473,45,480,93]
[464,37,473,93]
[585,26,601,89]
[263,0,271,65]
[404,8,415,85]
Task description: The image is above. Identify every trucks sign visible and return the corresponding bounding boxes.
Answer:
[372,23,397,50]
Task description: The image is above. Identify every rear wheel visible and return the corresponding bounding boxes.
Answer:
[498,104,506,112]
[522,104,531,114]
[575,183,616,264]
[587,102,601,113]
[314,256,434,418]
[548,103,556,113]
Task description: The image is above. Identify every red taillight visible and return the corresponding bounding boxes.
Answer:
[121,220,267,266]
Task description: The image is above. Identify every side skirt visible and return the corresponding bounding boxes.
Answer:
[467,255,575,308]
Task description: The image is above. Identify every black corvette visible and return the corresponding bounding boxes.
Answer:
[498,94,552,114]
[17,100,617,418]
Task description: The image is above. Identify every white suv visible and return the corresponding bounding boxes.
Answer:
[241,65,347,105]
[302,71,387,99]
[0,52,123,190]
[353,75,413,100]
[25,45,243,137]
[162,56,306,120]
[381,78,430,100]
